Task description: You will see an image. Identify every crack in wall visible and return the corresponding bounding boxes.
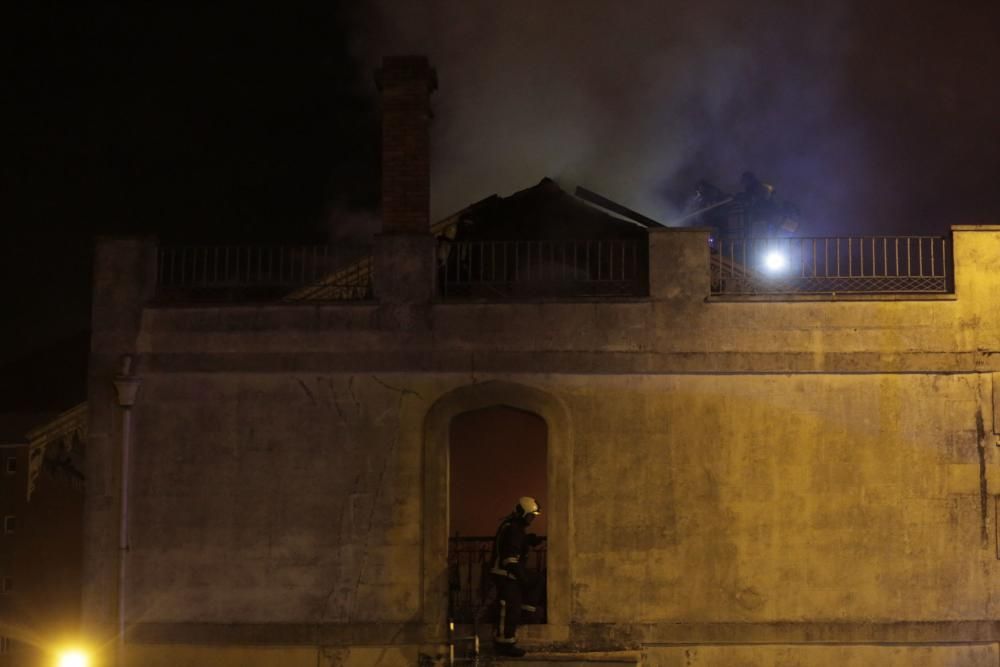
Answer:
[370,374,423,400]
[345,431,396,622]
[348,376,362,415]
[320,376,423,623]
[976,406,989,547]
[319,376,349,424]
[296,378,318,405]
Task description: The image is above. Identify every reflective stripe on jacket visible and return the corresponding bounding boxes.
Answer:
[491,514,526,580]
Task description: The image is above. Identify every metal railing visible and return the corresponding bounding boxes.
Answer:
[711,236,951,295]
[439,239,647,299]
[448,536,546,625]
[156,244,373,302]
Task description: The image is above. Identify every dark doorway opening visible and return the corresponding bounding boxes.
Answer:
[448,405,547,624]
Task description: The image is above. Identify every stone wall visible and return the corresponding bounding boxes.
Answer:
[85,226,1000,665]
[122,372,1000,622]
[128,373,425,626]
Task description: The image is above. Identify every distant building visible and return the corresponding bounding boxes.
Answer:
[83,56,1000,667]
[0,406,86,667]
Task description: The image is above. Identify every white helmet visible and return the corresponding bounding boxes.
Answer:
[516,496,541,518]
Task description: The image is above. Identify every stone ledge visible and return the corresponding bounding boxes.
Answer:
[568,621,1000,648]
[707,293,957,302]
[127,622,425,645]
[499,650,640,664]
[138,350,1000,375]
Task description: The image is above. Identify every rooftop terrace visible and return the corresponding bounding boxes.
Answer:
[152,232,952,305]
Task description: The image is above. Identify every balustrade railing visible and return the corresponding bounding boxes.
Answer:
[156,244,372,302]
[155,235,947,303]
[711,236,951,295]
[439,239,647,299]
[448,536,546,625]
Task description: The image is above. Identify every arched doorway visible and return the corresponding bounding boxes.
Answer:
[448,406,547,623]
[422,381,572,641]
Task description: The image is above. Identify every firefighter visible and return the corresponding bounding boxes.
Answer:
[740,171,785,235]
[490,496,544,657]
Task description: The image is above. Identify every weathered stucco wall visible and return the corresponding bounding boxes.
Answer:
[565,373,997,625]
[129,373,427,625]
[85,227,1000,665]
[123,644,421,667]
[643,643,999,667]
[124,373,998,634]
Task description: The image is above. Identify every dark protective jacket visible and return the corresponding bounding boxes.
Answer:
[490,514,527,581]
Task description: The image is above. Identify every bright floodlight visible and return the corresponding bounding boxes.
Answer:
[763,250,788,273]
[57,650,89,667]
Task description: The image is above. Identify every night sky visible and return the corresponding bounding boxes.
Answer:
[3,2,999,408]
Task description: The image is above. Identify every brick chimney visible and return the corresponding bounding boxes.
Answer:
[376,55,437,233]
[372,56,438,306]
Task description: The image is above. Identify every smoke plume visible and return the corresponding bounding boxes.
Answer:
[351,1,1000,235]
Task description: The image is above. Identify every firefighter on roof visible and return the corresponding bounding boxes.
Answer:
[490,496,544,657]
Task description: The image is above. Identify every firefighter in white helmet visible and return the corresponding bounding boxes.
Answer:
[490,496,544,657]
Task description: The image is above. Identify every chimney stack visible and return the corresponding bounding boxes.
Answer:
[372,56,438,306]
[376,55,437,233]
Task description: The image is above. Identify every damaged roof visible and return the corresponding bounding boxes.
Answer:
[287,178,656,301]
[444,177,652,242]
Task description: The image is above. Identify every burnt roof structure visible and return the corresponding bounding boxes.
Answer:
[445,178,650,242]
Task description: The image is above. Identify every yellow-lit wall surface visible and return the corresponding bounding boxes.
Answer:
[82,227,1000,665]
[644,643,999,666]
[124,645,420,667]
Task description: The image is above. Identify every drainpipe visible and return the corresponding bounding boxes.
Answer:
[112,355,140,667]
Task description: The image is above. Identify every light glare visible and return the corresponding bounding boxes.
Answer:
[764,250,788,272]
[57,650,89,667]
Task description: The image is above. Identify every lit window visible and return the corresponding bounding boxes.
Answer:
[4,457,14,474]
[2,516,14,534]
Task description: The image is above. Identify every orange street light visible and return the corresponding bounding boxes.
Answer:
[56,649,90,667]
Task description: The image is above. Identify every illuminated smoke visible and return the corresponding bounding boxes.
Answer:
[349,1,1000,234]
